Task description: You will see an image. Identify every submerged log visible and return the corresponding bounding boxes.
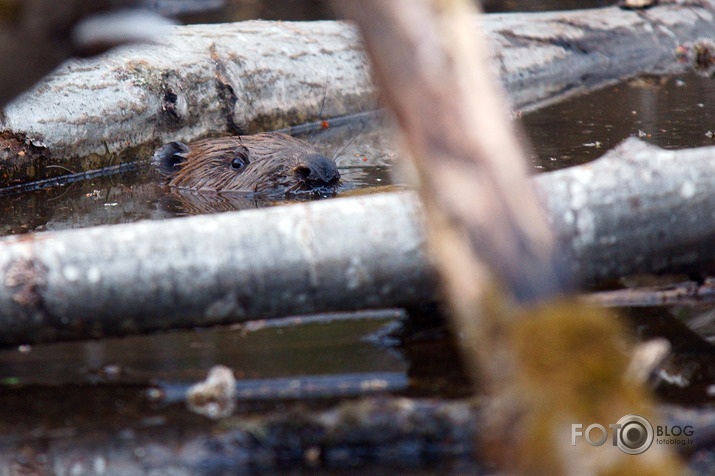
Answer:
[2,2,715,186]
[0,391,710,475]
[0,138,712,348]
[0,395,478,475]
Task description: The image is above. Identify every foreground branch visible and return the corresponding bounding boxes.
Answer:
[337,0,688,473]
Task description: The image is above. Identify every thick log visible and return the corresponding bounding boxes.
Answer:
[536,137,715,284]
[0,139,712,348]
[0,20,375,185]
[0,191,435,347]
[2,2,715,186]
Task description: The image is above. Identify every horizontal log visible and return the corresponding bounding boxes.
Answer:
[0,395,477,475]
[0,191,436,346]
[0,391,709,475]
[2,2,714,185]
[535,138,715,284]
[0,138,712,347]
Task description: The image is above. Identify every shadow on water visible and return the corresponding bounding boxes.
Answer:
[0,65,714,471]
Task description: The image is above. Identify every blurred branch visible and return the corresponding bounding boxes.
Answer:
[337,0,685,473]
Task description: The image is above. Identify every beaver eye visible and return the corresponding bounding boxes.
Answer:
[230,157,246,170]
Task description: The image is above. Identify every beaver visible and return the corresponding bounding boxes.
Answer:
[153,133,341,195]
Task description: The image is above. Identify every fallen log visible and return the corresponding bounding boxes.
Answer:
[0,395,477,475]
[2,2,715,186]
[536,137,715,284]
[0,391,710,475]
[586,280,715,307]
[0,138,712,348]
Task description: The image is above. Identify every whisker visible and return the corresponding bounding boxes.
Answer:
[45,164,77,174]
[309,75,330,143]
[332,127,365,166]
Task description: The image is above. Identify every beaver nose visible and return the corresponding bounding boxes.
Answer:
[300,153,341,185]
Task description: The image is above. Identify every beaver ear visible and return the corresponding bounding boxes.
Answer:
[153,141,190,176]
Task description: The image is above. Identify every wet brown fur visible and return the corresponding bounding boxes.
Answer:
[158,133,339,194]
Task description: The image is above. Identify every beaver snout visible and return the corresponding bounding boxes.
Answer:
[297,153,341,186]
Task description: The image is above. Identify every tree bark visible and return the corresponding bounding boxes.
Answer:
[0,191,436,347]
[536,137,715,284]
[2,2,714,186]
[0,138,712,348]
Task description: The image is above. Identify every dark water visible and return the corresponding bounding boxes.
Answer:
[0,312,407,387]
[523,74,715,172]
[0,46,714,476]
[178,0,616,23]
[480,0,615,13]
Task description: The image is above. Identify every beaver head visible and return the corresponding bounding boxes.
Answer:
[153,133,341,195]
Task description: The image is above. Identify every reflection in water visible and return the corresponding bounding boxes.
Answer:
[166,188,285,215]
[481,0,615,12]
[0,169,171,236]
[0,312,407,386]
[521,72,715,171]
